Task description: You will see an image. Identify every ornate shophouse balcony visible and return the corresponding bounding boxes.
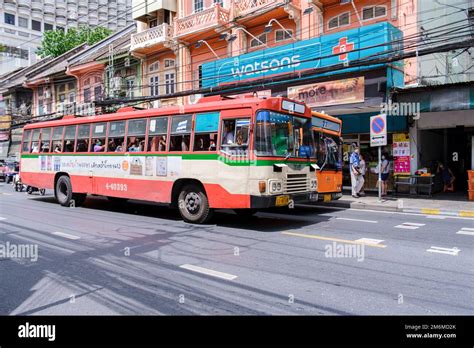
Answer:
[233,0,301,21]
[131,23,173,54]
[175,5,230,40]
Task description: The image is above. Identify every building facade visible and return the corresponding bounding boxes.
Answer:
[0,0,134,76]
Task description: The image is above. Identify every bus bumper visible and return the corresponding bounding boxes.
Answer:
[317,192,343,202]
[250,192,318,209]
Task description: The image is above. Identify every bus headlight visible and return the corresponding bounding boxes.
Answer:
[268,179,283,194]
[310,179,318,191]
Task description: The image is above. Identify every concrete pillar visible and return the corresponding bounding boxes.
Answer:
[409,118,419,174]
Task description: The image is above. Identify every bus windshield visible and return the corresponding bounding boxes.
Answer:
[255,110,315,159]
[315,131,342,171]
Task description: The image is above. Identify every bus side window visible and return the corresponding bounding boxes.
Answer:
[221,118,250,155]
[63,125,76,153]
[76,124,90,152]
[52,127,64,153]
[108,121,125,152]
[31,129,40,153]
[41,128,51,153]
[127,118,147,152]
[148,117,168,152]
[194,112,219,151]
[21,129,32,153]
[90,123,106,152]
[169,115,191,152]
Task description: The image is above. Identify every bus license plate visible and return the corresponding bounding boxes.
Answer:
[275,195,290,206]
[323,194,331,202]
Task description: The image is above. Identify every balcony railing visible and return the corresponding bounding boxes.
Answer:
[233,0,300,17]
[175,5,230,38]
[131,23,173,51]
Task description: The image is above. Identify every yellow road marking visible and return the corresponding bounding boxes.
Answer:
[459,211,474,218]
[281,231,387,248]
[421,208,440,215]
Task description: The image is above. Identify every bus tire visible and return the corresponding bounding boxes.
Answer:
[178,184,213,224]
[234,209,258,218]
[55,176,86,207]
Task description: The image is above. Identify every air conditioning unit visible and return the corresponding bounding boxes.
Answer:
[153,100,161,108]
[189,94,203,104]
[43,90,51,99]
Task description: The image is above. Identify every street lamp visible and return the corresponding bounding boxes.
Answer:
[220,29,268,47]
[195,39,220,59]
[263,19,296,41]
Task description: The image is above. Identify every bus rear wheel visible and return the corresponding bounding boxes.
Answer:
[178,184,213,224]
[55,176,86,207]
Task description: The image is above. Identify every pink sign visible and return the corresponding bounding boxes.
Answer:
[394,156,410,174]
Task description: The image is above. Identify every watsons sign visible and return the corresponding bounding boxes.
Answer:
[202,22,402,88]
[231,55,301,78]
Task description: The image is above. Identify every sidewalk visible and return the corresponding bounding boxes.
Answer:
[313,192,474,217]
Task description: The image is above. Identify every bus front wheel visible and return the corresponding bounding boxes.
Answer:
[55,176,86,207]
[178,184,213,224]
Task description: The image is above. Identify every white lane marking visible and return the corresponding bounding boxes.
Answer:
[456,227,474,236]
[354,238,385,245]
[335,217,378,223]
[179,264,237,280]
[1,193,12,196]
[426,215,446,219]
[52,232,81,240]
[395,222,425,230]
[0,217,6,221]
[426,246,460,256]
[298,204,474,220]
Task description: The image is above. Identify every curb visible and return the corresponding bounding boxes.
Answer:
[402,208,474,218]
[309,201,474,218]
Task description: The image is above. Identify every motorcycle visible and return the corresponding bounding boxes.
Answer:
[26,186,46,196]
[13,174,25,192]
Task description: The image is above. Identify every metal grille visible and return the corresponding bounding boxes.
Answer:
[284,173,309,194]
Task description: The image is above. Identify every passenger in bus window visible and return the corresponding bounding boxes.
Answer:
[222,121,235,144]
[31,141,40,153]
[64,140,74,152]
[181,137,188,151]
[115,141,124,152]
[93,139,104,152]
[209,139,216,151]
[41,142,50,153]
[53,143,62,153]
[158,136,166,151]
[76,139,88,152]
[108,139,117,152]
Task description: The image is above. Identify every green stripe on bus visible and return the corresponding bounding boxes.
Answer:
[21,153,313,166]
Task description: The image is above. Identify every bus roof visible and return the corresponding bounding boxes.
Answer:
[24,96,312,130]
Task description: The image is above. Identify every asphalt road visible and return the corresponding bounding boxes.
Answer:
[0,183,473,315]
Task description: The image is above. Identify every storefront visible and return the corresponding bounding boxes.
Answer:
[394,82,474,193]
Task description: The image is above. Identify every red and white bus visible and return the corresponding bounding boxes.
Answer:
[20,96,319,223]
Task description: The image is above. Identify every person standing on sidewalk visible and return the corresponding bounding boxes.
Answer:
[358,154,367,196]
[381,153,390,196]
[349,145,363,198]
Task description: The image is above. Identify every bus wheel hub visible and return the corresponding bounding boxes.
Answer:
[185,192,201,212]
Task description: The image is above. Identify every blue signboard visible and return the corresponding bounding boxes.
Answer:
[202,22,403,88]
